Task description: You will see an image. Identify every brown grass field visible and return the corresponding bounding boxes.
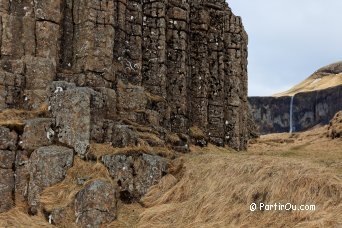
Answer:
[0,126,341,227]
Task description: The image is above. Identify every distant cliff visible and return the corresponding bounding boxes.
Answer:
[249,62,342,134]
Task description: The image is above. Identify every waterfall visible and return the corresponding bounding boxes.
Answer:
[289,95,295,133]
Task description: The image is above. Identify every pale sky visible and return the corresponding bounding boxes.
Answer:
[228,1,342,96]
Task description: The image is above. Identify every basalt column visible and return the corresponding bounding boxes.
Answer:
[0,0,61,110]
[72,0,115,83]
[113,0,143,85]
[142,0,167,97]
[206,2,226,146]
[189,4,210,134]
[166,1,190,134]
[223,12,248,150]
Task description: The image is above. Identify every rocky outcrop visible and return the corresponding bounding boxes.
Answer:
[328,111,342,139]
[0,0,248,225]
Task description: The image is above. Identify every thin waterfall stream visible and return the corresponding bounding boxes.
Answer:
[289,95,295,133]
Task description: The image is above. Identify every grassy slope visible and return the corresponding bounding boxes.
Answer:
[273,61,342,97]
[273,73,342,97]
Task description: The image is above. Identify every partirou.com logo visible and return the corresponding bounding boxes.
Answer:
[249,202,316,212]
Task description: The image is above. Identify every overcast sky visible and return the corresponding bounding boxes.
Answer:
[228,1,342,96]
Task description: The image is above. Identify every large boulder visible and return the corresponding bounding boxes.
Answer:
[102,153,169,202]
[28,146,73,214]
[75,180,117,227]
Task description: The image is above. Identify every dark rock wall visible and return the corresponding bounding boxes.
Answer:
[0,0,248,150]
[249,85,342,134]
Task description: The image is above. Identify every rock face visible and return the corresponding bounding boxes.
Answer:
[250,85,342,134]
[0,0,248,224]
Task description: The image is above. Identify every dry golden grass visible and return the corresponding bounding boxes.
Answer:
[38,157,114,227]
[107,202,144,228]
[189,126,205,139]
[144,91,166,103]
[88,143,175,160]
[165,132,181,144]
[248,126,342,174]
[40,157,113,211]
[138,149,342,227]
[273,73,342,97]
[137,131,165,146]
[121,118,159,135]
[0,103,49,128]
[0,208,52,228]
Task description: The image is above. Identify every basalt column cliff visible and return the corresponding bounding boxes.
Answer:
[0,0,248,150]
[0,0,248,225]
